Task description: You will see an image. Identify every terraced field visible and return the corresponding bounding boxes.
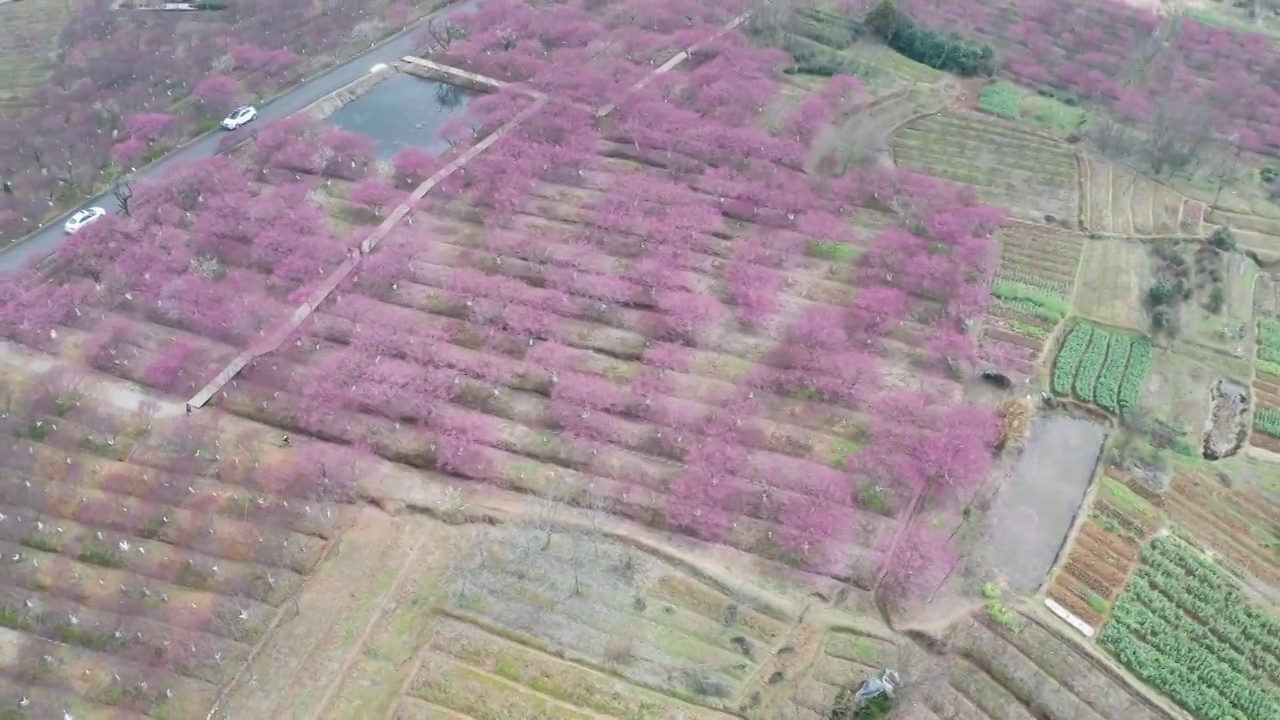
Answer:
[938,611,1168,720]
[0,366,344,718]
[1081,156,1206,237]
[984,223,1086,374]
[889,112,1079,227]
[0,0,72,109]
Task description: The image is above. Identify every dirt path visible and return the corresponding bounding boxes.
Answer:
[306,529,428,720]
[208,507,421,720]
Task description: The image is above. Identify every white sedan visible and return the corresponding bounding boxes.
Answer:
[221,105,258,130]
[64,206,106,234]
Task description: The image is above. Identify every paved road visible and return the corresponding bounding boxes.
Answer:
[0,0,473,272]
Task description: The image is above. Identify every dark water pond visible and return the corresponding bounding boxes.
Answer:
[326,73,476,157]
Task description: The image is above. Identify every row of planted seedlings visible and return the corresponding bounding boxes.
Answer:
[0,376,346,713]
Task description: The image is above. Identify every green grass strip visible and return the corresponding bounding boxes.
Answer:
[991,279,1069,323]
[977,80,1026,120]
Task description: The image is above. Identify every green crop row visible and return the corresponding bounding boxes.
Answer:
[1051,322,1151,415]
[994,268,1073,299]
[1259,318,1280,378]
[1256,407,1280,438]
[1073,330,1107,404]
[977,80,1027,119]
[1119,338,1152,417]
[1052,323,1093,395]
[1095,333,1133,415]
[1099,536,1280,720]
[991,279,1069,323]
[1003,316,1050,340]
[1138,540,1280,659]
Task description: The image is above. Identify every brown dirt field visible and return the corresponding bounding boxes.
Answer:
[1074,240,1150,331]
[1076,522,1139,564]
[1137,347,1215,435]
[1254,374,1280,408]
[1249,430,1280,453]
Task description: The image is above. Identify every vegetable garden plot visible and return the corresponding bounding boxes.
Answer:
[1051,322,1150,416]
[1099,535,1280,720]
[887,114,1078,226]
[1251,320,1280,450]
[1257,318,1280,381]
[1047,515,1143,629]
[1160,472,1280,589]
[0,371,349,717]
[984,224,1084,349]
[995,225,1086,286]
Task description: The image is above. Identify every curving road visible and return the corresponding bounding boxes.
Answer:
[0,0,474,272]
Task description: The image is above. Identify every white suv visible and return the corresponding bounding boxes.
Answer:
[64,207,106,234]
[221,105,258,130]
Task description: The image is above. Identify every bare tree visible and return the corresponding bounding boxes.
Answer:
[422,18,463,53]
[1091,99,1213,179]
[112,173,135,217]
[1141,99,1212,177]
